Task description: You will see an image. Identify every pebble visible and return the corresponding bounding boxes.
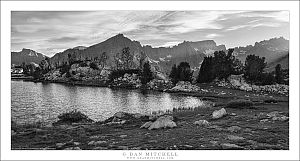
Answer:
[194,120,210,126]
[73,142,80,146]
[120,135,127,138]
[94,141,107,146]
[117,146,129,150]
[56,143,66,148]
[227,135,245,141]
[221,143,244,149]
[93,147,108,150]
[64,146,81,150]
[88,141,95,145]
[227,126,242,132]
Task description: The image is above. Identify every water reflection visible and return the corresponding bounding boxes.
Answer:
[11,81,207,124]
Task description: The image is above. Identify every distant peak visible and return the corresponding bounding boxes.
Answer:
[113,33,125,38]
[22,48,32,52]
[73,46,87,50]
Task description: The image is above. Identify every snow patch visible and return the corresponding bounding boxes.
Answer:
[159,57,166,62]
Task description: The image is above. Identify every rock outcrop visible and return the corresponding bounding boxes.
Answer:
[110,73,141,89]
[168,81,201,93]
[216,74,289,95]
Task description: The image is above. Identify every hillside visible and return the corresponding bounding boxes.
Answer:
[265,53,289,72]
[234,37,289,63]
[11,48,47,65]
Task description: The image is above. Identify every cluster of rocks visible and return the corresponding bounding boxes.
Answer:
[140,115,177,130]
[43,64,110,82]
[259,111,289,122]
[167,81,201,93]
[69,65,103,81]
[216,74,289,95]
[56,140,81,150]
[110,73,142,89]
[146,79,173,91]
[44,70,65,81]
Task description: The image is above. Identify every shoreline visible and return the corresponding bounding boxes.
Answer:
[11,79,289,150]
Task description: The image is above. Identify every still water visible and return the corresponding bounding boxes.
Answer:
[11,80,207,125]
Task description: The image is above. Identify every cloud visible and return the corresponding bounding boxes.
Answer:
[226,22,281,31]
[48,36,78,43]
[205,34,222,39]
[239,11,289,22]
[11,11,289,56]
[156,41,182,47]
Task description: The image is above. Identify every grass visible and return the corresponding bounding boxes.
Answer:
[225,99,254,109]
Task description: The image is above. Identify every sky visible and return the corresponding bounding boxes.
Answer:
[11,11,289,57]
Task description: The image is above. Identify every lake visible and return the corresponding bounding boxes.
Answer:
[11,80,208,125]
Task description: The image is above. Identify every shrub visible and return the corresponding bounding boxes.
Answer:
[79,61,88,67]
[140,62,154,85]
[57,110,93,124]
[225,99,254,109]
[90,62,99,70]
[59,64,70,75]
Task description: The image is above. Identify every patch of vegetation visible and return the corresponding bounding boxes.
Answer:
[169,62,193,84]
[225,99,254,109]
[140,62,154,85]
[197,49,243,83]
[89,62,99,70]
[54,110,93,125]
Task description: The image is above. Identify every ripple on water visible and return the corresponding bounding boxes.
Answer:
[11,81,209,124]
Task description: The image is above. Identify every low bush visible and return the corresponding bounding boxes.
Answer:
[225,99,254,109]
[56,110,93,124]
[89,62,99,70]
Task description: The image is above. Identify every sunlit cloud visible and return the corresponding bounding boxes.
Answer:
[205,34,222,39]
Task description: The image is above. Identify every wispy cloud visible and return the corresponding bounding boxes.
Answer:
[206,34,222,39]
[11,11,289,56]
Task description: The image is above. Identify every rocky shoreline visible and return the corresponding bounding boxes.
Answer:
[11,83,289,150]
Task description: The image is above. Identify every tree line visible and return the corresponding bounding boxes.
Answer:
[169,48,287,85]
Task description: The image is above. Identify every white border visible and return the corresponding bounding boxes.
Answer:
[1,1,299,160]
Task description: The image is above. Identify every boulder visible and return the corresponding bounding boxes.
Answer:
[194,120,210,126]
[221,143,244,150]
[212,108,227,119]
[113,112,127,118]
[227,135,245,141]
[140,121,153,129]
[227,126,242,133]
[11,130,16,136]
[148,115,176,130]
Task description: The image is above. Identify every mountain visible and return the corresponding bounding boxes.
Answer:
[144,40,226,73]
[11,48,47,65]
[234,37,289,63]
[265,53,289,72]
[73,46,87,50]
[27,34,287,75]
[49,34,226,74]
[49,34,146,69]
